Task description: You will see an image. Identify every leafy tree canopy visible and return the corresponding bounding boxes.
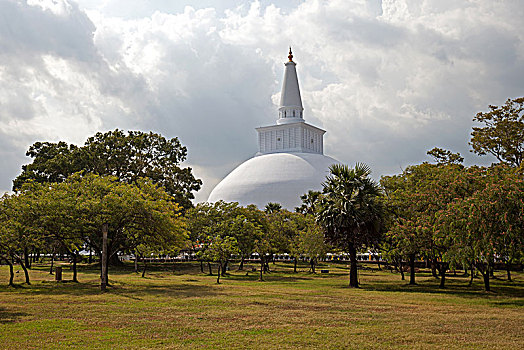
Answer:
[13,129,202,209]
[427,147,464,165]
[470,96,524,167]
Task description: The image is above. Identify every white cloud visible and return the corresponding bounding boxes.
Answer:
[0,0,522,201]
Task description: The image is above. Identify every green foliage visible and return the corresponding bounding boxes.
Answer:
[317,163,384,287]
[13,129,202,209]
[293,215,329,273]
[381,162,481,285]
[318,163,384,250]
[470,96,524,167]
[436,165,524,290]
[1,174,186,285]
[295,190,322,215]
[427,147,464,165]
[264,202,282,213]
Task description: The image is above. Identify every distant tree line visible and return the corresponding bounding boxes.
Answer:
[0,98,522,292]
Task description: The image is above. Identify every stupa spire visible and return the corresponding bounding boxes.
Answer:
[278,47,304,125]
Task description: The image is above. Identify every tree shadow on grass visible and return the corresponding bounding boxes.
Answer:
[0,280,225,301]
[357,275,524,304]
[0,307,28,324]
[224,273,314,283]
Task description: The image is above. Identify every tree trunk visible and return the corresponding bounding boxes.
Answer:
[222,261,228,276]
[468,265,475,287]
[506,262,512,281]
[259,257,264,281]
[134,254,138,273]
[1,257,14,286]
[24,247,31,269]
[200,260,204,273]
[409,254,416,285]
[8,259,14,286]
[483,270,490,291]
[431,258,438,278]
[142,258,147,278]
[398,259,405,281]
[207,262,213,275]
[105,259,110,287]
[88,249,92,264]
[49,253,55,274]
[72,251,78,283]
[476,262,491,291]
[238,257,244,270]
[438,262,448,289]
[264,257,270,273]
[293,257,297,273]
[216,264,221,284]
[348,243,358,288]
[18,257,31,285]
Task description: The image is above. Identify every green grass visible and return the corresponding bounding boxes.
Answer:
[0,261,523,349]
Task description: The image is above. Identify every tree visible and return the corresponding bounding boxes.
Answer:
[381,163,481,287]
[0,190,48,285]
[437,165,524,291]
[470,97,524,167]
[295,190,322,215]
[200,236,239,284]
[225,211,261,271]
[317,163,384,287]
[186,202,231,273]
[295,215,329,273]
[427,147,464,165]
[13,130,202,209]
[7,174,187,286]
[264,202,282,213]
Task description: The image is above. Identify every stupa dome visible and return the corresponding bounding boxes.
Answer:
[208,49,341,210]
[208,152,339,209]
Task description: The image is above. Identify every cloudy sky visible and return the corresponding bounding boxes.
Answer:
[1,0,523,202]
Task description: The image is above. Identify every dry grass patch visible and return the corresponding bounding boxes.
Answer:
[0,261,522,349]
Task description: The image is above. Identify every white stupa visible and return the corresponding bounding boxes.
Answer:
[208,49,340,209]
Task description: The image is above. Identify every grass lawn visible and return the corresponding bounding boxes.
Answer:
[0,261,523,349]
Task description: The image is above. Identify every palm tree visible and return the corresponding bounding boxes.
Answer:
[264,202,282,213]
[317,163,384,287]
[295,190,322,215]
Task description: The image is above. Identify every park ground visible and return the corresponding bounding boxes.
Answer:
[0,261,523,349]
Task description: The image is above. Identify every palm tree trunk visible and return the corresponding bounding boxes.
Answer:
[348,243,358,288]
